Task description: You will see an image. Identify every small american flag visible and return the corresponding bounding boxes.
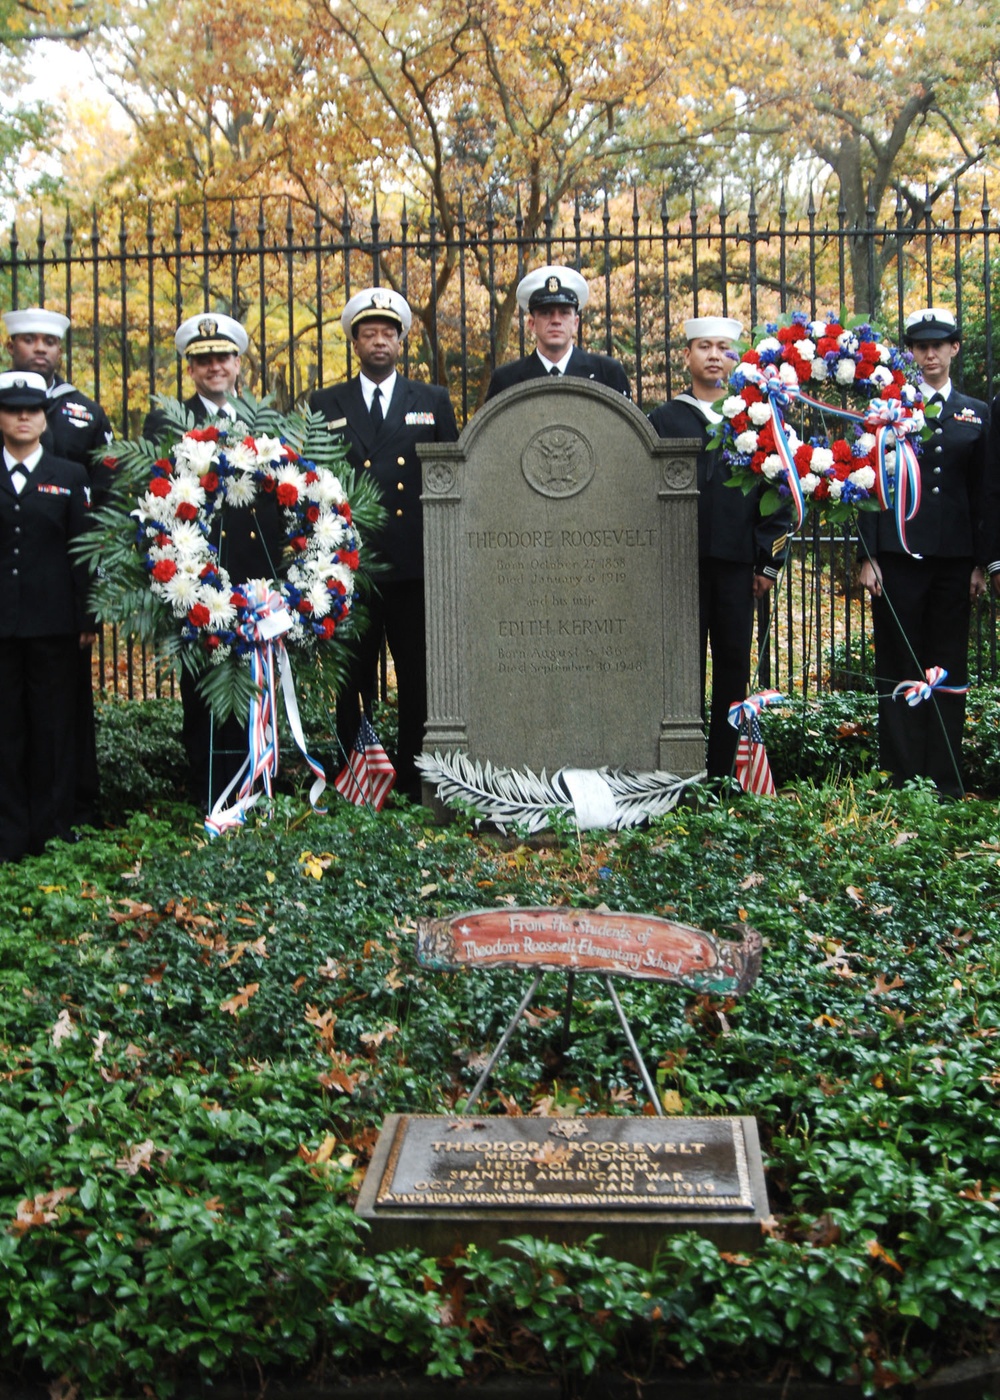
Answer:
[333,716,396,810]
[734,712,776,796]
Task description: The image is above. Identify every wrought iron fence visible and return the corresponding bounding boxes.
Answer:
[3,188,998,697]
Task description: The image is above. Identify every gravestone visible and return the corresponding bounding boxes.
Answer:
[418,380,704,784]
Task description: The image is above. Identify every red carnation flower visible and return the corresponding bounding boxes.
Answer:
[318,617,337,638]
[283,445,299,461]
[304,470,319,484]
[188,603,211,627]
[741,384,763,405]
[305,505,320,523]
[341,504,352,524]
[205,636,222,651]
[750,453,765,475]
[291,534,308,552]
[175,502,198,522]
[741,350,761,367]
[188,426,220,443]
[276,482,299,507]
[297,599,313,614]
[813,479,830,501]
[231,591,247,607]
[199,563,217,579]
[149,477,171,498]
[199,471,219,492]
[156,532,169,546]
[832,439,853,463]
[794,444,813,470]
[328,578,347,594]
[151,559,177,583]
[337,549,360,570]
[817,337,839,357]
[154,457,172,472]
[731,412,750,434]
[261,476,276,492]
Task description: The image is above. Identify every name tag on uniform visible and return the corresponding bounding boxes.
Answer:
[405,411,436,425]
[325,418,347,431]
[37,484,72,496]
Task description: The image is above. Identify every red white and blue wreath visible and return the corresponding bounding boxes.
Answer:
[82,396,381,836]
[135,420,362,833]
[712,313,932,550]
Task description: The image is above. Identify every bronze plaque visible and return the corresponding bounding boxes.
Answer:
[373,1115,754,1210]
[357,1115,769,1263]
[416,907,761,995]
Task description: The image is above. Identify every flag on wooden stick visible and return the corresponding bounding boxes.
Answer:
[728,691,782,796]
[333,715,396,809]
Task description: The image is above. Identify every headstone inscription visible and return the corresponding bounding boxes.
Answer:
[355,907,769,1264]
[417,380,705,790]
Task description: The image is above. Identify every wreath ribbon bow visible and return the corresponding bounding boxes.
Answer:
[727,689,785,728]
[891,666,967,708]
[206,580,327,837]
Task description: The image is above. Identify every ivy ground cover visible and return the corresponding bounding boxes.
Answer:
[1,781,1000,1396]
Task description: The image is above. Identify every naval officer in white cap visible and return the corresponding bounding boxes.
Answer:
[0,370,95,861]
[648,315,789,780]
[485,264,631,400]
[859,306,989,797]
[142,312,285,808]
[309,287,459,801]
[4,306,115,827]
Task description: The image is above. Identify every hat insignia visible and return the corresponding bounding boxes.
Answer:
[198,317,218,337]
[13,376,25,388]
[371,289,392,309]
[546,276,561,294]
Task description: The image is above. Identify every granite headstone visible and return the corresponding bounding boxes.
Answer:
[418,379,704,784]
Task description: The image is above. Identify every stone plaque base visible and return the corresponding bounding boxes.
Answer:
[355,1114,769,1265]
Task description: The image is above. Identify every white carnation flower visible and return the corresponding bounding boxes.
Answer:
[811,448,834,473]
[206,595,237,629]
[778,362,800,386]
[799,472,821,496]
[869,365,893,387]
[827,479,843,500]
[857,433,876,454]
[796,339,816,361]
[756,337,781,355]
[849,466,876,490]
[835,360,857,385]
[761,454,783,481]
[809,321,828,339]
[878,344,892,364]
[305,469,348,508]
[223,441,258,473]
[748,401,771,426]
[734,431,759,454]
[170,477,206,508]
[722,395,747,419]
[161,571,203,611]
[810,359,828,382]
[226,473,257,508]
[837,332,859,353]
[307,582,333,617]
[312,513,349,550]
[169,521,207,560]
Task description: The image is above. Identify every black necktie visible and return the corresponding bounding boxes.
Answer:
[928,391,944,406]
[370,387,384,425]
[549,366,561,377]
[8,462,26,494]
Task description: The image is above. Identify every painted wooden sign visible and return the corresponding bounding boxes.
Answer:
[416,906,761,995]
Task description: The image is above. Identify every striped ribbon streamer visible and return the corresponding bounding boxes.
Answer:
[758,369,807,533]
[205,582,327,837]
[891,666,968,708]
